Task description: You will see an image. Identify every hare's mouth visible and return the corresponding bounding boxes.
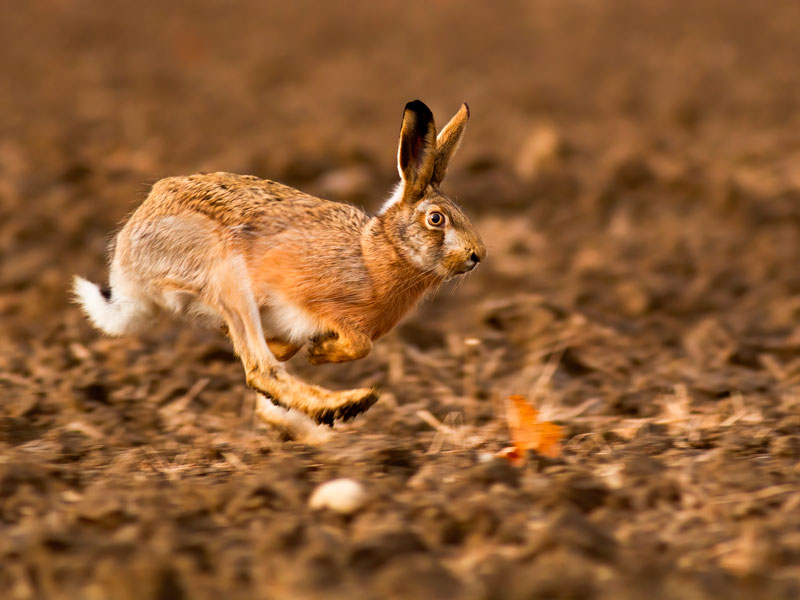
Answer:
[454,252,481,275]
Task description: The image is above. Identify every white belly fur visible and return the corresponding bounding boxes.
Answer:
[260,292,322,343]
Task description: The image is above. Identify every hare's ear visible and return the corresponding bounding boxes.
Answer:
[397,100,437,202]
[432,102,469,185]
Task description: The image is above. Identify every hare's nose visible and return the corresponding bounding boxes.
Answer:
[469,251,481,264]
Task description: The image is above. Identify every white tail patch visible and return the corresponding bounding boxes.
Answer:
[72,276,151,336]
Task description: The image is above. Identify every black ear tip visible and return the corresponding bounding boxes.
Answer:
[405,100,433,121]
[463,102,470,117]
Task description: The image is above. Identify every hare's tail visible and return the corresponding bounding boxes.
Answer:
[72,276,151,336]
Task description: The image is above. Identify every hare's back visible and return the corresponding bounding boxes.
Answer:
[143,172,362,230]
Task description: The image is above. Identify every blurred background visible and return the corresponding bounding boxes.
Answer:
[2,1,800,598]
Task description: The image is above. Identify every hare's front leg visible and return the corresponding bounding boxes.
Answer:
[266,338,302,362]
[307,327,372,365]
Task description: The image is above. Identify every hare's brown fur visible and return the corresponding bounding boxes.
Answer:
[74,100,484,430]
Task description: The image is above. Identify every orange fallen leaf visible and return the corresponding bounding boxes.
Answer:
[495,446,523,463]
[497,394,563,464]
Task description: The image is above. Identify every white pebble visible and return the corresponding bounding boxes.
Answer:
[308,478,367,515]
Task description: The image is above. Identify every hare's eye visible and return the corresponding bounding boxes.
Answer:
[426,211,445,228]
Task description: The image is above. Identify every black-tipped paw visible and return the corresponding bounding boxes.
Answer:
[311,390,380,427]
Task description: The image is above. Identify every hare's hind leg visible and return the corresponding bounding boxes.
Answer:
[255,395,332,445]
[208,257,378,425]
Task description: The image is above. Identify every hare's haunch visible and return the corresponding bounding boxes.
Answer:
[74,100,485,428]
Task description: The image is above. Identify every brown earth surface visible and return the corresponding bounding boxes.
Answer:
[2,1,800,598]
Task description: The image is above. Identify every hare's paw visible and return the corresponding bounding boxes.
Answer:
[307,331,372,365]
[250,371,379,426]
[307,335,339,365]
[311,387,380,426]
[255,394,333,445]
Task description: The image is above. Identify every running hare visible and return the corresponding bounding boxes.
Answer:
[74,100,485,428]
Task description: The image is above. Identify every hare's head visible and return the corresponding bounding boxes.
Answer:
[380,100,486,280]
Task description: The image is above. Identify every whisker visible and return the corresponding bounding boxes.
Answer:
[390,266,439,298]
